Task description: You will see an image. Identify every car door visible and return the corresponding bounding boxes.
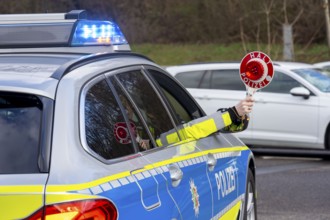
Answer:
[113,66,214,219]
[147,67,246,219]
[252,70,319,147]
[86,70,182,219]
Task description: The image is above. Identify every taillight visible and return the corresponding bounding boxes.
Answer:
[27,199,117,220]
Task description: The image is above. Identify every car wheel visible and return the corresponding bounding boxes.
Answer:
[243,169,257,220]
[326,128,330,150]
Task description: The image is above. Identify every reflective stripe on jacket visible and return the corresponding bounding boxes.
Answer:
[156,111,232,147]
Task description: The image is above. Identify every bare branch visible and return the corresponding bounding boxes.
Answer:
[239,17,247,53]
[283,0,288,24]
[291,9,304,26]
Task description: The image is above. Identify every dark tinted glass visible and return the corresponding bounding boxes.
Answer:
[85,79,135,160]
[116,70,175,146]
[148,69,203,124]
[200,72,211,88]
[0,92,42,174]
[261,71,301,93]
[161,88,192,123]
[175,71,205,88]
[211,69,245,90]
[111,78,154,151]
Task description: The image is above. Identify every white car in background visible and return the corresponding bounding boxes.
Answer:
[166,62,330,150]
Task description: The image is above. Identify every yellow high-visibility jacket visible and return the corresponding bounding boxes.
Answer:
[156,108,249,147]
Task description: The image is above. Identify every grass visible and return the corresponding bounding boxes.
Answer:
[131,43,330,66]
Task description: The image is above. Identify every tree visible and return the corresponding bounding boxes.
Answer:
[323,0,330,49]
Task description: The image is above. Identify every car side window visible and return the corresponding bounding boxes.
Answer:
[199,72,211,88]
[175,70,205,88]
[147,69,204,124]
[110,77,155,151]
[115,70,177,147]
[84,78,135,160]
[210,69,246,90]
[161,89,192,123]
[261,71,301,93]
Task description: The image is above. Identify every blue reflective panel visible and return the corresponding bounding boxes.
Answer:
[71,20,128,46]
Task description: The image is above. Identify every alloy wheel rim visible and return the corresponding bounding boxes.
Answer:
[246,182,255,220]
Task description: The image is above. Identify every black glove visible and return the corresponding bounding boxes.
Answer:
[217,107,249,132]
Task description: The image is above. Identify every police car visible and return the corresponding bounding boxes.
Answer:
[0,10,256,220]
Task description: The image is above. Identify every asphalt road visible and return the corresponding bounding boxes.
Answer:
[255,155,330,220]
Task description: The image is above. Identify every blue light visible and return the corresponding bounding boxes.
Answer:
[71,20,128,46]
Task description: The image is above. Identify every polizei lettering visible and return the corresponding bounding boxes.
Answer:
[240,72,268,88]
[215,165,237,200]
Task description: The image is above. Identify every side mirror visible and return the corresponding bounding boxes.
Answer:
[290,87,310,99]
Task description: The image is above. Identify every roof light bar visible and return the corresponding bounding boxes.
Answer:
[71,20,128,46]
[0,10,130,51]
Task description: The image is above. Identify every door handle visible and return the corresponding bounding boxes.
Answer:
[195,95,209,100]
[168,164,183,187]
[207,153,217,171]
[130,167,161,210]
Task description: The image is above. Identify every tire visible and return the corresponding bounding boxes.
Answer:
[326,129,330,150]
[243,169,257,220]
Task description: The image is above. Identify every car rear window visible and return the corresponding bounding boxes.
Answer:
[0,92,42,174]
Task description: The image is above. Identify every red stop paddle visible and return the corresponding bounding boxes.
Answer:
[240,51,274,96]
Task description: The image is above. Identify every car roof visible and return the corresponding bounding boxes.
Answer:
[0,53,80,98]
[313,61,330,67]
[273,61,316,70]
[0,52,154,99]
[166,60,318,76]
[165,62,240,74]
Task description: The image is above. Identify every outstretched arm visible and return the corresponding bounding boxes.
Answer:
[218,96,255,132]
[156,96,255,146]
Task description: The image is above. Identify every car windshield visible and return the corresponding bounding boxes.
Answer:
[0,92,42,174]
[292,68,330,92]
